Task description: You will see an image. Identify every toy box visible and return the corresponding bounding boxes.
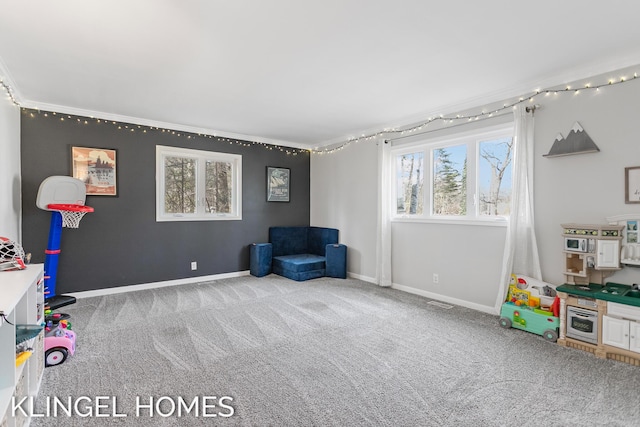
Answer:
[499,274,560,342]
[499,303,559,342]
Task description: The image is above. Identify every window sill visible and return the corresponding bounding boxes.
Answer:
[156,215,242,222]
[391,216,508,227]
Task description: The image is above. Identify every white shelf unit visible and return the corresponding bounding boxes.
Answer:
[0,264,45,427]
[605,215,640,267]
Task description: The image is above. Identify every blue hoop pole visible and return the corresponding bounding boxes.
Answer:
[44,211,63,298]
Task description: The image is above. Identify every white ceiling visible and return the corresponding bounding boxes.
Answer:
[1,0,640,149]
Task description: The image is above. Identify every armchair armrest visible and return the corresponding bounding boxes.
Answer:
[325,244,347,278]
[250,243,272,277]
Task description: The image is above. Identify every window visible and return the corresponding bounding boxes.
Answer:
[433,145,466,216]
[156,145,242,221]
[396,152,424,215]
[477,136,513,216]
[392,124,513,223]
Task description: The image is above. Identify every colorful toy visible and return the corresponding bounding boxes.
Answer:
[44,316,76,366]
[15,324,42,367]
[499,274,560,342]
[499,303,560,342]
[15,351,33,367]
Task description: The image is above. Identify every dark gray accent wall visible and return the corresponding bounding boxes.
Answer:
[20,109,310,293]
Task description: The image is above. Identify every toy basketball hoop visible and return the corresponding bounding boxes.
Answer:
[47,204,94,229]
[36,176,96,298]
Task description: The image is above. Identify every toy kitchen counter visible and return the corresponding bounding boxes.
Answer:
[556,282,640,366]
[556,282,640,307]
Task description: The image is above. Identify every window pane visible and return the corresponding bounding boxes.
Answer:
[205,160,232,213]
[164,156,196,214]
[433,145,466,216]
[478,137,513,216]
[396,152,424,215]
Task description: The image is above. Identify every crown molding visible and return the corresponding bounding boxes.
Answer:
[0,57,23,105]
[18,99,309,150]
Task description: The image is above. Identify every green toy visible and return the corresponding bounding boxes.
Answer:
[499,302,559,342]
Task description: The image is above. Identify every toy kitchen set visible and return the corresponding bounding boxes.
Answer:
[556,216,640,366]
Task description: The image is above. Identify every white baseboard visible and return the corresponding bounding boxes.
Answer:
[391,283,496,315]
[67,270,251,299]
[347,272,377,284]
[66,271,498,316]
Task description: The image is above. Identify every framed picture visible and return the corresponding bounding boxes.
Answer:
[71,146,118,196]
[267,166,290,202]
[625,220,639,244]
[625,166,640,204]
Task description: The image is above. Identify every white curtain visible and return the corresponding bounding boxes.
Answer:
[495,105,542,312]
[376,138,392,287]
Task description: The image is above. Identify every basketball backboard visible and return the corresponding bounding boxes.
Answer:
[36,176,87,210]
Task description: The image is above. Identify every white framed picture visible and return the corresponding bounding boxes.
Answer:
[625,166,640,204]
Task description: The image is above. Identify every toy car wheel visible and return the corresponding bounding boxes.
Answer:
[45,347,68,367]
[543,329,558,342]
[499,317,512,329]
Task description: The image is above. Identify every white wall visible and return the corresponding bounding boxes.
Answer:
[0,97,21,241]
[310,139,379,282]
[311,64,640,313]
[534,68,640,286]
[391,222,506,310]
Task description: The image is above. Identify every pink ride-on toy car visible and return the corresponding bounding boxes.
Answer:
[44,320,76,367]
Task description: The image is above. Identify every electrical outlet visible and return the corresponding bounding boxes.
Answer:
[433,273,439,284]
[191,261,197,270]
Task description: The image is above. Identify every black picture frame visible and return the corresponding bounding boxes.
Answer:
[267,166,290,202]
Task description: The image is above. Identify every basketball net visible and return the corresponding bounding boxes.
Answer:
[47,204,94,229]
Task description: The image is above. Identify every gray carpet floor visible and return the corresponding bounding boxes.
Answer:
[31,274,640,426]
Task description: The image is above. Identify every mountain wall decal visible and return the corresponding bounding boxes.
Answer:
[544,122,600,157]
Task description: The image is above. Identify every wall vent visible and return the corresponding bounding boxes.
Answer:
[427,301,453,309]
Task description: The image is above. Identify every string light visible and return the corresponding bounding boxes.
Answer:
[3,70,639,156]
[0,78,19,106]
[312,70,640,154]
[19,108,308,156]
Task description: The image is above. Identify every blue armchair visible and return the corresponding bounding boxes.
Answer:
[250,226,347,281]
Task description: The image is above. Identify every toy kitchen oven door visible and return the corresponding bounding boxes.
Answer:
[566,305,598,344]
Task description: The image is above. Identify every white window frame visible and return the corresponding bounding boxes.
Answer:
[390,123,514,226]
[156,145,242,222]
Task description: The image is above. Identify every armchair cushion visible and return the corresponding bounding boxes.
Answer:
[326,244,347,278]
[270,227,308,257]
[250,226,346,281]
[273,254,326,273]
[250,243,272,277]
